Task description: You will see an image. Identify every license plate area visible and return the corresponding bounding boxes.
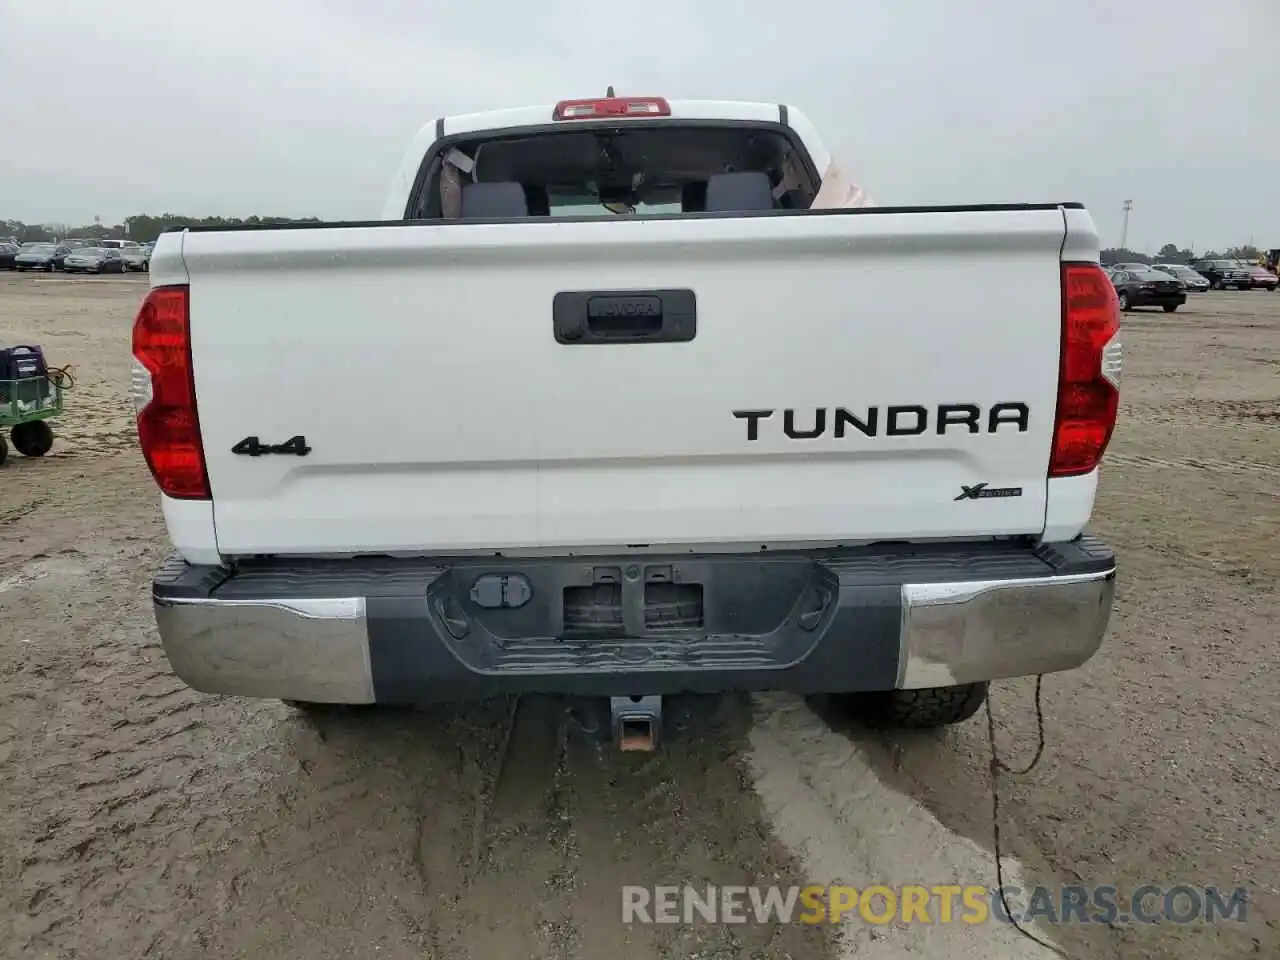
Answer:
[433,556,821,644]
[564,565,705,636]
[644,582,705,629]
[563,576,704,636]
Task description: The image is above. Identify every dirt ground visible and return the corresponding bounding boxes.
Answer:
[0,274,1275,960]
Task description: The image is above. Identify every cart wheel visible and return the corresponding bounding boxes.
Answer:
[0,435,8,466]
[11,421,54,457]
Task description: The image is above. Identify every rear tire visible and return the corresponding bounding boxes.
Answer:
[1162,304,1178,313]
[1117,292,1130,311]
[11,420,54,457]
[835,682,989,730]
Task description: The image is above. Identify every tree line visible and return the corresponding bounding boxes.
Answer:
[1100,243,1266,266]
[2,214,322,245]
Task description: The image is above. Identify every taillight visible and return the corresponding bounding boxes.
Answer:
[131,285,209,499]
[1050,263,1121,478]
[553,97,671,121]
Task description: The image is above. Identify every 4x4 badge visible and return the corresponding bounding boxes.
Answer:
[231,435,311,457]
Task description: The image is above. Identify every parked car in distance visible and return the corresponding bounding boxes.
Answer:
[122,244,151,271]
[1244,265,1277,291]
[14,243,71,271]
[1190,259,1251,290]
[0,242,20,269]
[1151,263,1210,292]
[1109,267,1187,312]
[62,246,127,274]
[61,238,95,249]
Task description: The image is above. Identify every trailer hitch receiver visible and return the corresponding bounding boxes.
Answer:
[610,695,662,751]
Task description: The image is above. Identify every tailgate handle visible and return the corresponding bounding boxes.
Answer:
[553,289,696,345]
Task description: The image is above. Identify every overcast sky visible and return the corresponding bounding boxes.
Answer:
[1,0,1274,252]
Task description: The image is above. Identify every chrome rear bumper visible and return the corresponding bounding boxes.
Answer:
[899,571,1114,689]
[156,597,375,703]
[153,538,1116,704]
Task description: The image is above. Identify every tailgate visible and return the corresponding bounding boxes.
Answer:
[181,208,1069,556]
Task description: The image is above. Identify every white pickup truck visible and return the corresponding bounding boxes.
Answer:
[136,96,1120,744]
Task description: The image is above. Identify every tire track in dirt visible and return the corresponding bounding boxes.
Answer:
[745,694,1063,959]
[435,694,580,960]
[1121,398,1280,428]
[410,693,835,960]
[1104,451,1277,480]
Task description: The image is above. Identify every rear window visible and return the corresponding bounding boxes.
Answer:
[407,123,818,220]
[546,192,684,218]
[1132,270,1176,281]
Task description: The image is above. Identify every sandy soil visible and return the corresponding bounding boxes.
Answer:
[0,274,1275,960]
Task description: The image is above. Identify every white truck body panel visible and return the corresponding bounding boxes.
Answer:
[173,205,1085,559]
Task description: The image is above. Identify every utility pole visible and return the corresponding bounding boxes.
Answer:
[1120,200,1132,250]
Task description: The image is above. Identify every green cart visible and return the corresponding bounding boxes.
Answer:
[0,374,66,466]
